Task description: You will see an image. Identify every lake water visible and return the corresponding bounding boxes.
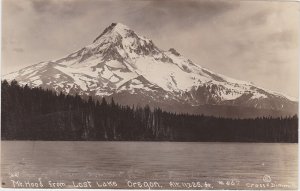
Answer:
[1,141,298,190]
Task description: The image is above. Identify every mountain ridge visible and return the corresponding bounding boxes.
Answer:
[3,23,298,117]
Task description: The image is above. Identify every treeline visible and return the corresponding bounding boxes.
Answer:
[1,80,298,142]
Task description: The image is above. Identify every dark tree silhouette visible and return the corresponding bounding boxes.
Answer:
[1,80,298,142]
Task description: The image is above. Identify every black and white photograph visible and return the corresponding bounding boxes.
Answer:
[1,0,299,190]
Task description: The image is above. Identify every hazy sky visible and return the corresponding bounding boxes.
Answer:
[2,0,299,98]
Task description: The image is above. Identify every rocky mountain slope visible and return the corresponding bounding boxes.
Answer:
[3,23,297,117]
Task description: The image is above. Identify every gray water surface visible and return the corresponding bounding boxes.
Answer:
[1,141,297,189]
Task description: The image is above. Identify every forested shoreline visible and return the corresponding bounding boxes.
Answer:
[1,80,298,142]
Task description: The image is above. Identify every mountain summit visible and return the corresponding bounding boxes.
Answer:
[3,23,297,117]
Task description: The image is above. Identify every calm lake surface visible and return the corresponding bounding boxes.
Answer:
[1,141,298,190]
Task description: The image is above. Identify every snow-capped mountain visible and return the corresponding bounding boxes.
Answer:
[3,23,297,117]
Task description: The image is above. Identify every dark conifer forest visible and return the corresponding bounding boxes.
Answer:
[1,80,298,142]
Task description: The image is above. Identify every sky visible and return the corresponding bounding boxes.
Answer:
[2,0,299,98]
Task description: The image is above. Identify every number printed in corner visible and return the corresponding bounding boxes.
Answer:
[217,179,240,187]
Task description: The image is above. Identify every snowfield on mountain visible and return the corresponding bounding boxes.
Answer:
[3,23,297,117]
